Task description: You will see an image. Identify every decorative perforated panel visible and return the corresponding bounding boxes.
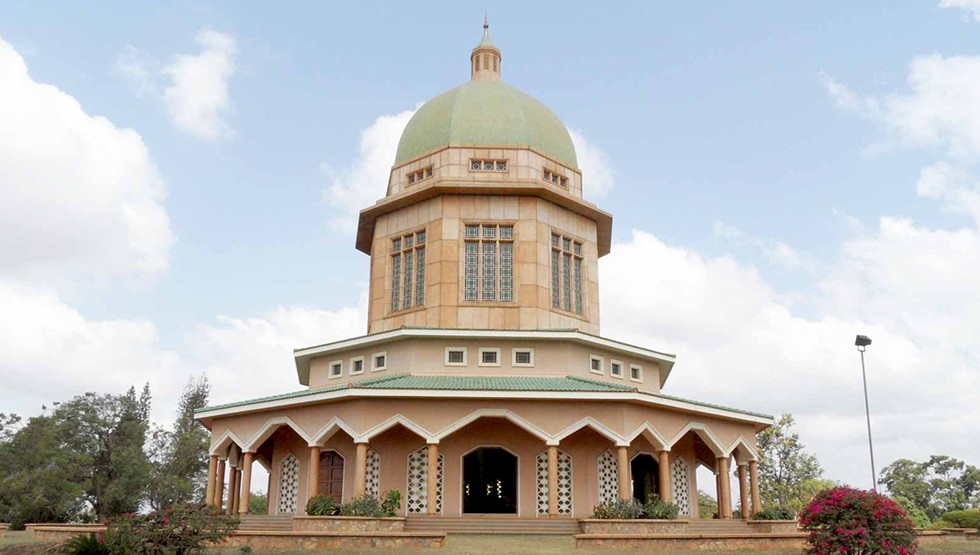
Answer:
[535,450,574,516]
[407,447,444,514]
[670,456,692,517]
[278,454,300,514]
[365,448,381,498]
[598,450,618,505]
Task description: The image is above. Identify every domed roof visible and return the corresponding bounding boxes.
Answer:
[394,64,578,168]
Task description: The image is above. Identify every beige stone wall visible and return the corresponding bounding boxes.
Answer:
[307,337,662,393]
[366,194,601,335]
[386,146,583,199]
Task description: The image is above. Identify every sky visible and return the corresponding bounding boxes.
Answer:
[2,1,980,496]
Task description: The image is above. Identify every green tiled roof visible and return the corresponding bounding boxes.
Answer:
[195,373,769,421]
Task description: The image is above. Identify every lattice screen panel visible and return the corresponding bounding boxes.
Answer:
[597,450,618,505]
[670,456,692,517]
[535,450,574,515]
[365,448,381,498]
[278,455,300,514]
[406,447,444,514]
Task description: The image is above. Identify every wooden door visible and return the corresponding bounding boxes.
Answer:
[318,451,345,501]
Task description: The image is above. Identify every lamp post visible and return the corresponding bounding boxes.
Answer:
[855,334,876,493]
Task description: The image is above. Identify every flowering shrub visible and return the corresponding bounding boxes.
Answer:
[799,486,917,555]
[101,503,239,554]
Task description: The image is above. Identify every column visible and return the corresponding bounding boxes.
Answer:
[206,455,218,506]
[354,442,369,497]
[617,446,630,501]
[714,467,722,518]
[229,467,241,515]
[426,443,439,515]
[738,463,749,520]
[717,457,732,519]
[749,460,761,515]
[308,446,322,502]
[657,450,671,504]
[547,445,559,516]
[240,453,254,515]
[216,459,226,512]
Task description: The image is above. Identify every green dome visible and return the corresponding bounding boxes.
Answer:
[395,80,578,168]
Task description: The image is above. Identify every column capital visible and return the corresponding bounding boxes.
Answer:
[426,439,440,445]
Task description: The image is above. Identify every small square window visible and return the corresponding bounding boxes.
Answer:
[416,231,426,245]
[426,167,433,178]
[610,360,623,378]
[562,238,571,251]
[512,348,534,367]
[330,360,343,378]
[500,226,513,239]
[573,242,582,255]
[551,173,559,183]
[551,234,560,248]
[483,225,496,239]
[630,364,642,382]
[590,355,604,375]
[465,225,480,238]
[405,235,414,248]
[479,348,500,366]
[372,352,387,372]
[350,357,364,375]
[445,347,467,366]
[392,238,402,251]
[471,160,482,170]
[483,160,494,170]
[408,174,416,184]
[495,161,506,171]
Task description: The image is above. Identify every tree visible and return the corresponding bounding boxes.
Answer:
[879,455,980,521]
[0,413,87,527]
[756,413,823,511]
[55,385,153,520]
[147,375,212,510]
[697,490,717,519]
[0,413,22,443]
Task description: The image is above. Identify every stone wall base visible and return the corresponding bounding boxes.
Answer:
[292,516,406,532]
[222,530,444,549]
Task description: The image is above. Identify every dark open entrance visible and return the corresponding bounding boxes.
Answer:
[631,454,660,503]
[462,447,517,514]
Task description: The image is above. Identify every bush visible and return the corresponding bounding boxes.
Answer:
[940,509,980,529]
[339,495,385,517]
[592,499,644,519]
[305,495,339,516]
[753,506,796,520]
[64,533,110,555]
[381,489,402,517]
[102,503,238,554]
[799,486,917,555]
[641,497,680,519]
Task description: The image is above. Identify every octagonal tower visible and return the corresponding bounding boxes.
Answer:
[357,23,612,335]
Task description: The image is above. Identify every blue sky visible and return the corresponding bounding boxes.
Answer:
[3,1,980,492]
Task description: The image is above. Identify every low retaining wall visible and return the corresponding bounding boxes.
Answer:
[292,515,406,532]
[27,523,106,542]
[0,523,9,538]
[575,533,808,551]
[221,530,445,550]
[579,520,689,534]
[746,520,799,533]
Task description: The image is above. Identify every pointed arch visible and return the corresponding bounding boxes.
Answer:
[434,409,551,443]
[209,429,247,457]
[726,436,759,463]
[551,417,626,446]
[625,421,669,450]
[360,414,434,443]
[243,416,313,452]
[666,422,726,457]
[310,417,361,447]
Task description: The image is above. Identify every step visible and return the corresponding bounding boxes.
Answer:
[405,517,581,535]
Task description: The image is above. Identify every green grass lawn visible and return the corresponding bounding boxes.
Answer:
[2,532,978,555]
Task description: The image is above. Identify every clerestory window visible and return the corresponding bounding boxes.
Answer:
[464,223,514,302]
[551,233,584,315]
[391,229,426,312]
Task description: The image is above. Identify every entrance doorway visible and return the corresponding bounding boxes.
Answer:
[318,450,345,502]
[462,447,517,514]
[631,454,660,503]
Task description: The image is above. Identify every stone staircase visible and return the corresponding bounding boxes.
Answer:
[686,519,755,535]
[406,516,581,535]
[237,515,295,532]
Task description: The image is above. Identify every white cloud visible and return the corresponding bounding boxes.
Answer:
[569,128,615,199]
[114,45,157,97]
[321,109,416,232]
[602,229,980,489]
[0,35,174,287]
[940,0,980,21]
[161,29,237,141]
[713,221,807,269]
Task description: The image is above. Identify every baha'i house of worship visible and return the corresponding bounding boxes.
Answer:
[194,23,774,523]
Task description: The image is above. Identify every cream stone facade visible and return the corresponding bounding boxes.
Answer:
[195,23,773,523]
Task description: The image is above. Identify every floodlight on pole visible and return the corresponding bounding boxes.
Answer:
[855,334,877,493]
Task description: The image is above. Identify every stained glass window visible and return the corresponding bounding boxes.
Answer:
[390,229,426,313]
[464,224,515,303]
[464,242,478,301]
[551,233,585,315]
